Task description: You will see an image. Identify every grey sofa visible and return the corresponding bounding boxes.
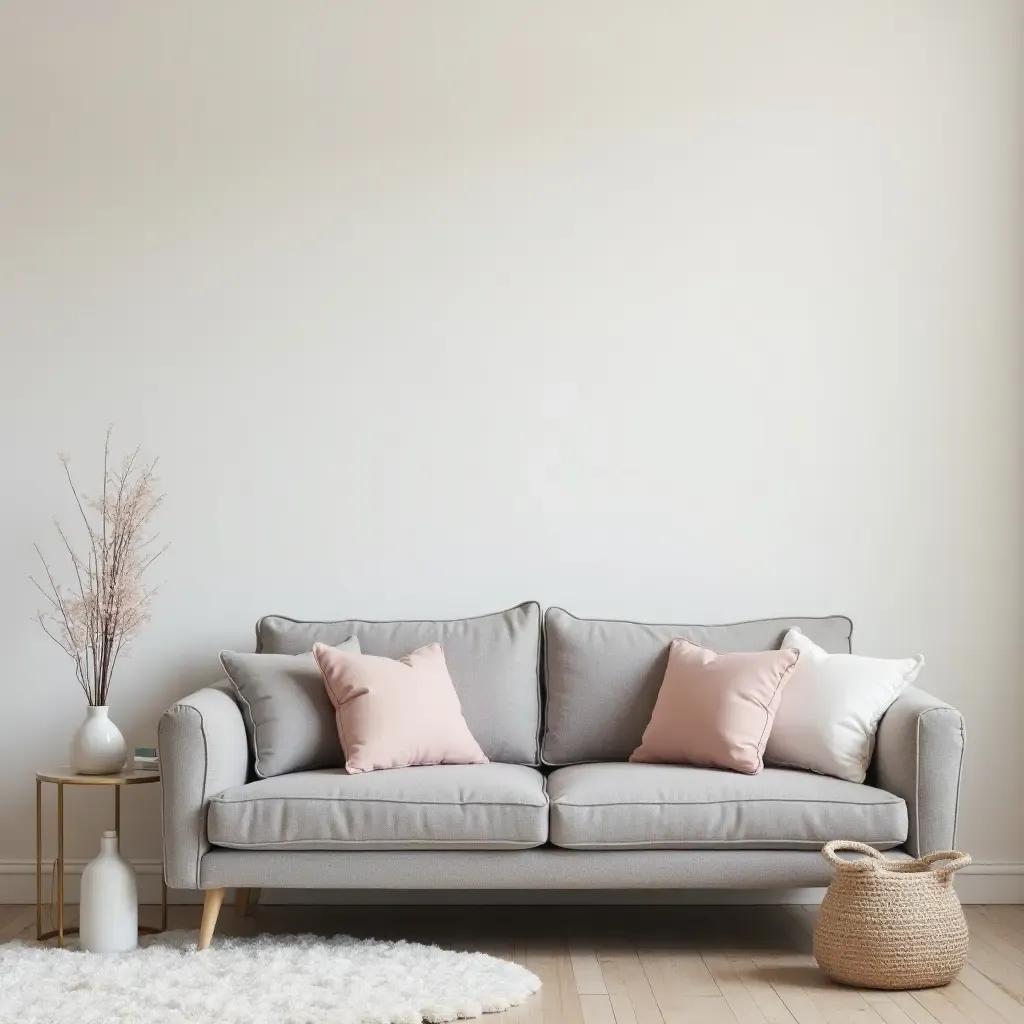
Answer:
[159,603,965,949]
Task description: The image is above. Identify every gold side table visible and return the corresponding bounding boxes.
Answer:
[36,766,168,947]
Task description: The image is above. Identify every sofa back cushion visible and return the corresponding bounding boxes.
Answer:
[541,608,853,765]
[257,602,541,765]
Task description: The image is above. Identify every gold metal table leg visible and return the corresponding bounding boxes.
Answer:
[35,778,42,941]
[56,782,64,948]
[138,874,169,934]
[35,776,159,944]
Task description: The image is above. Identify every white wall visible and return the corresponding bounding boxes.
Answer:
[1,2,1022,900]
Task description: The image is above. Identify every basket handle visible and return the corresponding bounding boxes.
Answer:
[919,850,972,879]
[822,840,886,871]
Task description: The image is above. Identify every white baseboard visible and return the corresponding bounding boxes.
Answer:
[0,860,198,907]
[955,863,1024,904]
[1,860,1020,906]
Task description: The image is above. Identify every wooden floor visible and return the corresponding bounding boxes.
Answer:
[4,902,1024,1024]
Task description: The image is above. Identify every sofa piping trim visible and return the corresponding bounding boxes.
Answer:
[549,797,903,808]
[548,837,906,849]
[207,838,548,850]
[913,705,965,855]
[158,701,210,890]
[209,796,549,808]
[222,672,265,780]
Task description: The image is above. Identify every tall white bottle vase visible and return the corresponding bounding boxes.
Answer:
[70,706,127,775]
[79,830,138,953]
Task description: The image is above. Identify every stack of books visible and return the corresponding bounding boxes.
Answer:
[134,747,159,772]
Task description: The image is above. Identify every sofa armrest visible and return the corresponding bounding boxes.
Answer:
[158,682,249,889]
[873,685,965,857]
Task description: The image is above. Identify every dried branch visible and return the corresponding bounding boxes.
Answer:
[32,431,165,706]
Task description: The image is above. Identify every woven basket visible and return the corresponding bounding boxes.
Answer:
[814,840,971,990]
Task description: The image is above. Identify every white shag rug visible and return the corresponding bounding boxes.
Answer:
[0,929,541,1024]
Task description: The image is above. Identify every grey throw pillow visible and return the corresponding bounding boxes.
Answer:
[220,637,360,778]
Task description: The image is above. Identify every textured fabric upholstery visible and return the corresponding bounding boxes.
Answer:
[257,602,541,765]
[221,639,359,778]
[159,607,964,898]
[200,847,912,891]
[547,763,907,850]
[207,763,549,851]
[158,683,249,889]
[873,685,965,856]
[542,608,854,764]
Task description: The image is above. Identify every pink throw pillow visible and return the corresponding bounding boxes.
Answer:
[630,639,799,774]
[313,642,488,774]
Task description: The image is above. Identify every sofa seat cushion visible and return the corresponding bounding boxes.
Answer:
[208,763,548,851]
[547,763,907,851]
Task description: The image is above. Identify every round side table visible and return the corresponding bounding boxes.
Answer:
[35,766,168,947]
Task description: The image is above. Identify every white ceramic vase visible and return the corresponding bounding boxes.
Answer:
[70,706,127,775]
[79,830,138,953]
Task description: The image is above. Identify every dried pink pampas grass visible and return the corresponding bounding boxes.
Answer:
[32,427,166,707]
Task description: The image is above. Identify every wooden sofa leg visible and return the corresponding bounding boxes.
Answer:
[235,887,260,917]
[198,887,227,950]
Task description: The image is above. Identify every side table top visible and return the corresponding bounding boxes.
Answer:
[36,766,160,785]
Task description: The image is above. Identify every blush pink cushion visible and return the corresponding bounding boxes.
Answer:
[313,642,488,774]
[630,639,799,774]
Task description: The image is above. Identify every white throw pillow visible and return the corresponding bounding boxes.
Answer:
[764,628,923,783]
